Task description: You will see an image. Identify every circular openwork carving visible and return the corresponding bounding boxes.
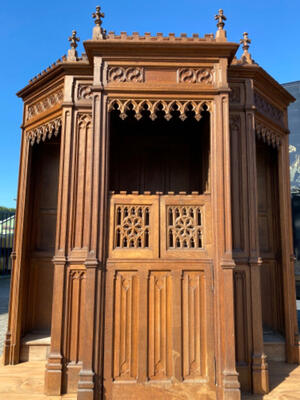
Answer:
[123,216,143,237]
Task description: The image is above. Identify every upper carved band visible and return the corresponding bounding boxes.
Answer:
[108,99,211,122]
[108,66,144,83]
[26,89,64,121]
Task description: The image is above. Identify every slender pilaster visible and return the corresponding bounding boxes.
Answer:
[45,101,73,394]
[278,135,300,363]
[212,91,240,399]
[77,56,108,400]
[3,124,30,365]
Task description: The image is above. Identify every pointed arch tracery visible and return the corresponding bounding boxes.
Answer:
[108,98,211,122]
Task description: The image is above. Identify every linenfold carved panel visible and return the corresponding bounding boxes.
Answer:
[108,66,144,83]
[178,68,213,84]
[113,271,139,380]
[182,271,206,379]
[148,271,172,379]
[167,206,203,249]
[67,268,86,363]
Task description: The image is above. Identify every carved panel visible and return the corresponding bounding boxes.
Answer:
[76,84,93,100]
[167,206,203,249]
[234,270,248,365]
[254,92,284,126]
[114,205,150,249]
[108,98,211,122]
[71,114,93,249]
[108,194,159,259]
[148,271,172,380]
[26,89,63,121]
[182,271,206,379]
[67,268,86,362]
[26,117,62,145]
[229,86,241,104]
[178,68,213,84]
[108,66,144,83]
[113,271,139,380]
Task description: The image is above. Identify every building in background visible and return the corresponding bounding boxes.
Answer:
[283,81,300,293]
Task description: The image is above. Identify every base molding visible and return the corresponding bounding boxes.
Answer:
[44,353,63,395]
[252,353,269,394]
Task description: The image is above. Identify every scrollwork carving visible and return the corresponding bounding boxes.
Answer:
[77,84,93,100]
[26,89,63,121]
[178,68,213,84]
[254,92,283,125]
[108,66,144,83]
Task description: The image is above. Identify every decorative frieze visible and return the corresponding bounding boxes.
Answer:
[26,89,63,121]
[107,66,144,83]
[229,86,241,104]
[77,84,93,100]
[255,121,282,148]
[254,92,283,125]
[26,117,62,145]
[108,98,210,121]
[177,68,213,84]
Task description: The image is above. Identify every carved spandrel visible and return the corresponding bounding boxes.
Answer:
[26,89,63,121]
[108,66,144,83]
[178,68,213,84]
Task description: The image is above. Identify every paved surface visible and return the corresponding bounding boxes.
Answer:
[0,276,10,356]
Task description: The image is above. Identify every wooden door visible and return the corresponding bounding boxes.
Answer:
[103,193,215,399]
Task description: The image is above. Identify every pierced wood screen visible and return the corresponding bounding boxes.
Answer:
[109,193,211,259]
[167,206,203,249]
[114,205,150,249]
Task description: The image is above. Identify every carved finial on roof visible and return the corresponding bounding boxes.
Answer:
[240,32,254,64]
[67,30,80,61]
[92,5,106,39]
[69,30,80,49]
[215,9,227,41]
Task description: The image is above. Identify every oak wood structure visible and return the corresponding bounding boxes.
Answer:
[3,8,299,400]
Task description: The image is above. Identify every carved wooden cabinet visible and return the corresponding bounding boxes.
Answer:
[3,11,298,400]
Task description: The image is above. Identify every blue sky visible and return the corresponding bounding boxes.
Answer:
[0,0,299,207]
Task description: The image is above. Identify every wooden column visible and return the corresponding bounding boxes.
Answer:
[44,99,73,394]
[245,80,269,394]
[3,119,31,365]
[278,134,300,363]
[212,87,240,399]
[77,56,108,400]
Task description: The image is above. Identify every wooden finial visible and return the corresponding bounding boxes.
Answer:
[67,30,80,61]
[240,32,254,64]
[92,5,104,27]
[215,9,227,41]
[68,30,80,49]
[215,9,227,30]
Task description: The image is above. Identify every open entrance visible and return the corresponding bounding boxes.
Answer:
[256,140,285,361]
[21,135,60,361]
[104,101,215,399]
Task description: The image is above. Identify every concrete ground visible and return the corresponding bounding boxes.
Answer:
[0,276,10,356]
